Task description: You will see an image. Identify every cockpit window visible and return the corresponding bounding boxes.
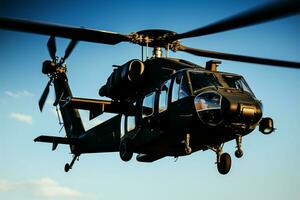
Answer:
[179,73,191,99]
[222,75,254,96]
[189,71,221,93]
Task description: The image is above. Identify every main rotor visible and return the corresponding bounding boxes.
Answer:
[0,0,300,68]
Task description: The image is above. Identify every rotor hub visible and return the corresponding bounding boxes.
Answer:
[130,29,180,48]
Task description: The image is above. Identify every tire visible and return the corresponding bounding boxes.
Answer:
[217,153,231,175]
[64,163,70,172]
[119,139,133,162]
[235,149,243,158]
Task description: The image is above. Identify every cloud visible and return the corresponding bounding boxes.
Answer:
[0,178,88,199]
[9,112,33,124]
[31,178,83,198]
[5,91,19,98]
[5,90,34,98]
[0,180,13,191]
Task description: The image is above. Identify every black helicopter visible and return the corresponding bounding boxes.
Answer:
[0,0,300,175]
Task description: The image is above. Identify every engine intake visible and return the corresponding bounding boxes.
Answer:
[99,59,145,100]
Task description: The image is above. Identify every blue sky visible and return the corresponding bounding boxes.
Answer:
[0,0,300,199]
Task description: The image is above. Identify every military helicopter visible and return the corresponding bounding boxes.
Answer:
[0,0,300,175]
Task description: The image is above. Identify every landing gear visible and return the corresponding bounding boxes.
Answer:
[235,134,243,158]
[207,145,232,175]
[235,149,243,158]
[216,146,231,175]
[217,153,232,175]
[64,154,79,172]
[119,139,133,161]
[207,134,245,174]
[64,163,71,172]
[184,133,192,154]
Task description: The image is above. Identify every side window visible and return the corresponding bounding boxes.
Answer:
[159,79,171,113]
[127,116,136,132]
[179,74,190,99]
[120,114,126,137]
[171,75,181,102]
[142,92,155,118]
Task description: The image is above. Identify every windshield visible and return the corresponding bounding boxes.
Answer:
[194,92,223,126]
[222,75,254,96]
[189,71,221,93]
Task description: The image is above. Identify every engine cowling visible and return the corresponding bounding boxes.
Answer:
[99,59,145,100]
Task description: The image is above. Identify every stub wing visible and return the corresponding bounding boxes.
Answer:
[34,135,79,151]
[34,135,79,144]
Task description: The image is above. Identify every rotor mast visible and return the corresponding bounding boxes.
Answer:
[152,47,163,58]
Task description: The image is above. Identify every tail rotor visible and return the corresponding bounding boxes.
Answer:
[38,37,77,112]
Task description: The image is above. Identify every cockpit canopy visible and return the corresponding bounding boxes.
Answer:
[188,71,255,96]
[222,74,254,96]
[189,71,221,93]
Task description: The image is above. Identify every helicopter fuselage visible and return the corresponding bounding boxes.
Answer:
[35,56,271,173]
[96,58,263,159]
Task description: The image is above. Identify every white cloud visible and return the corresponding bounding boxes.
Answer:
[5,91,19,98]
[0,178,88,199]
[9,112,33,124]
[22,90,34,97]
[0,180,13,191]
[5,90,34,98]
[31,178,83,198]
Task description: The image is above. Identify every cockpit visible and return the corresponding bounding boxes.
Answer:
[189,71,221,93]
[188,71,255,97]
[188,70,260,126]
[221,74,254,96]
[140,68,261,127]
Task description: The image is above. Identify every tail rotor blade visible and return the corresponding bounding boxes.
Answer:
[63,39,77,61]
[47,36,57,61]
[39,79,52,112]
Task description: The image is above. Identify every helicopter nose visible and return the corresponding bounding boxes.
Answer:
[194,90,262,126]
[220,90,262,125]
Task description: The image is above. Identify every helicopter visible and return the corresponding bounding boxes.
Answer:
[0,0,299,175]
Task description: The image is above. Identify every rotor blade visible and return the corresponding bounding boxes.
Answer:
[47,36,56,60]
[0,17,130,45]
[178,45,300,69]
[63,39,77,61]
[39,79,52,112]
[172,0,300,41]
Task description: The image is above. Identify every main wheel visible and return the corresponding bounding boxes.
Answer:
[119,139,133,162]
[217,153,231,175]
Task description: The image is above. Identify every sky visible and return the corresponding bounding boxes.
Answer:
[0,0,300,199]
